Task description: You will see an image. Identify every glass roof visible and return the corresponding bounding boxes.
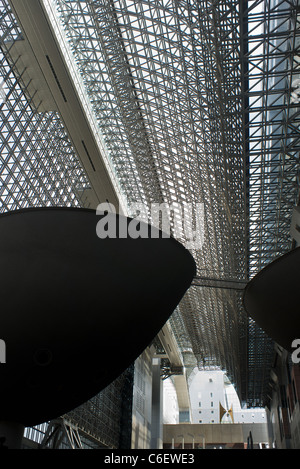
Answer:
[50,0,249,400]
[48,0,300,405]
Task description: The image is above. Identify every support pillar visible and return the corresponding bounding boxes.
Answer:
[150,358,163,449]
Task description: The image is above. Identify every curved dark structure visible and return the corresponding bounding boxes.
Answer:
[0,207,196,427]
[243,247,300,353]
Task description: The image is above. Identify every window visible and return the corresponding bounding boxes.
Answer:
[211,402,214,407]
[179,411,190,423]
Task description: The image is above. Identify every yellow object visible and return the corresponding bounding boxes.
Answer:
[219,403,234,423]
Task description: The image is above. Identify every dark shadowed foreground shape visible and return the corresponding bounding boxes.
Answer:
[0,207,196,426]
[243,247,300,353]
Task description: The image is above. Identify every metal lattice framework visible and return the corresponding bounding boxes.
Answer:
[51,0,300,406]
[1,0,300,419]
[0,0,134,448]
[0,2,89,211]
[245,0,300,405]
[53,0,249,401]
[65,364,134,448]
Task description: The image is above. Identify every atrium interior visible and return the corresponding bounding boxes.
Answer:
[0,0,300,450]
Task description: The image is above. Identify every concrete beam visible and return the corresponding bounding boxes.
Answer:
[8,0,123,211]
[157,324,191,416]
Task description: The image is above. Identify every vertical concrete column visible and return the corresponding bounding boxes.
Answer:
[150,358,163,449]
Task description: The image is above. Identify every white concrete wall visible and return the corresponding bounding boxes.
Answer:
[163,378,179,424]
[131,348,154,449]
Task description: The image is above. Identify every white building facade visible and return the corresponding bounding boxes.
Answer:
[188,369,267,425]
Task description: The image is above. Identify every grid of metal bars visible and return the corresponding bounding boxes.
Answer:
[65,365,134,448]
[0,1,89,212]
[246,0,300,275]
[52,0,300,406]
[53,0,249,400]
[245,0,300,405]
[0,0,134,448]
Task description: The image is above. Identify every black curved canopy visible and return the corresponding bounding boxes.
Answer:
[243,247,300,353]
[0,207,196,426]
